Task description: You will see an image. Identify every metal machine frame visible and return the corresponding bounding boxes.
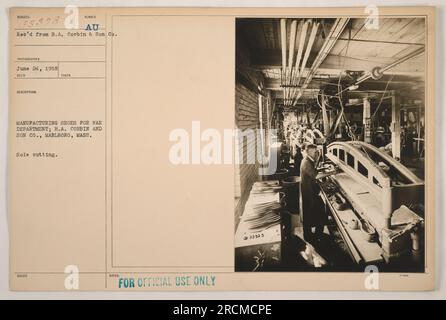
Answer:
[326,141,424,231]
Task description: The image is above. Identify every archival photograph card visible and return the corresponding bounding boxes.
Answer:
[8,6,436,291]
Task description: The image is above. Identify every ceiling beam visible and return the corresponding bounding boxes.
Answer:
[251,49,424,76]
[265,77,423,90]
[335,38,425,46]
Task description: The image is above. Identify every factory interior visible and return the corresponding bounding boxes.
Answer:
[234,18,426,272]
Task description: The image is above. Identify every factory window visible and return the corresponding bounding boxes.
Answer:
[339,149,345,162]
[358,161,368,178]
[333,148,338,157]
[347,152,355,168]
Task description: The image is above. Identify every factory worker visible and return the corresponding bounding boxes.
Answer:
[289,128,298,159]
[300,143,326,243]
[293,143,305,176]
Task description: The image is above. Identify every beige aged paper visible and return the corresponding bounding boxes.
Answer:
[9,7,436,291]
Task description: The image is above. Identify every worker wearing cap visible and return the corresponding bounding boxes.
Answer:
[300,143,326,243]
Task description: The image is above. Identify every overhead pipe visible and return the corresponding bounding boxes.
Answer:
[354,46,425,85]
[280,19,287,70]
[291,21,319,106]
[288,20,297,69]
[288,20,309,105]
[296,22,319,87]
[280,19,287,104]
[294,18,350,103]
[334,46,426,98]
[286,20,298,103]
[294,20,309,77]
[288,20,301,104]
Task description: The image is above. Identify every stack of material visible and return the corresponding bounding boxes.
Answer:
[235,180,284,271]
[242,202,282,231]
[251,180,282,194]
[240,181,283,232]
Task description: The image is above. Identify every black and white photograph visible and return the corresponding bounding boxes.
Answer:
[235,16,426,273]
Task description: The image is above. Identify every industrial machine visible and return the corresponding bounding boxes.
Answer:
[321,141,424,264]
[304,128,325,146]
